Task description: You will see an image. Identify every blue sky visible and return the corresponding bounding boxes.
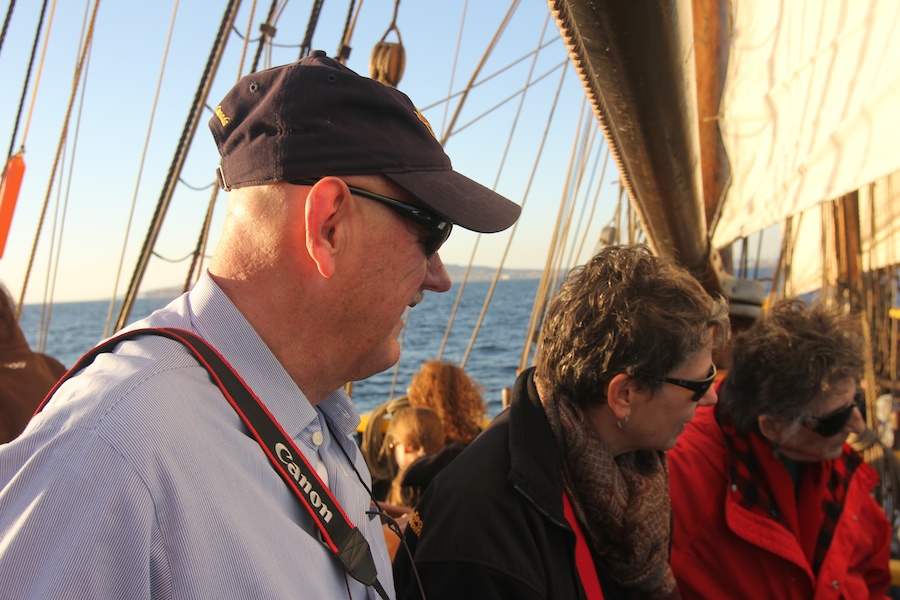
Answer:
[0,0,616,303]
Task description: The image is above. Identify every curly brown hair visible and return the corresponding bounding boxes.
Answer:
[407,360,487,444]
[536,245,730,409]
[720,298,863,432]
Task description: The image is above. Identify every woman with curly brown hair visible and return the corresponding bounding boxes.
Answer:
[407,359,487,445]
[395,245,730,599]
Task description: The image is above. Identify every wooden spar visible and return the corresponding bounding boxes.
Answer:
[691,0,730,241]
[0,153,25,259]
[548,1,717,282]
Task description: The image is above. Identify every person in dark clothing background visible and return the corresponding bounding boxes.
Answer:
[0,283,66,443]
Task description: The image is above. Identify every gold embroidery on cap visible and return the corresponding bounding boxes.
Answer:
[413,109,435,139]
[409,511,423,536]
[214,105,231,127]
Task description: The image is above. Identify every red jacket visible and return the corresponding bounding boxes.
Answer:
[668,405,891,599]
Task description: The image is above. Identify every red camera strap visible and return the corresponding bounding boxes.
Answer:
[37,327,388,599]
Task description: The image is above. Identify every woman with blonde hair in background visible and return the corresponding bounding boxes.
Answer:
[379,406,444,561]
[362,360,487,500]
[381,406,445,508]
[400,360,487,494]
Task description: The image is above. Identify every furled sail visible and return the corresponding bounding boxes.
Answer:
[712,0,900,250]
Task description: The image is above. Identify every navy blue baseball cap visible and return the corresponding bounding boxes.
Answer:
[209,51,520,233]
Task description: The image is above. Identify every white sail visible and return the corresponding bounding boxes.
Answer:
[712,0,900,250]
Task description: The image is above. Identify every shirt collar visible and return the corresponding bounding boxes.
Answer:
[185,272,359,440]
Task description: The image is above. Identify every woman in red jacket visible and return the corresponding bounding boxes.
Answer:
[668,299,891,599]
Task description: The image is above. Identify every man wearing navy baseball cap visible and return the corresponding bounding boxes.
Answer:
[0,52,519,599]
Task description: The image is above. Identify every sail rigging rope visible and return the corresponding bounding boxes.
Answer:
[438,0,466,138]
[173,0,272,326]
[15,0,90,322]
[298,0,325,60]
[460,14,569,369]
[385,0,523,389]
[440,10,555,363]
[0,0,16,58]
[448,61,567,137]
[419,39,559,114]
[520,93,589,371]
[32,0,94,353]
[249,0,280,74]
[438,0,519,148]
[103,0,180,338]
[184,185,219,293]
[444,14,559,364]
[114,0,241,332]
[4,0,50,165]
[178,178,217,192]
[335,0,358,62]
[235,0,259,80]
[571,144,611,267]
[561,122,600,271]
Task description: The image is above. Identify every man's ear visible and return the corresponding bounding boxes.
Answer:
[606,373,639,422]
[305,178,348,278]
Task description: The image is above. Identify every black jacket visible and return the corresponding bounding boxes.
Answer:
[393,368,626,599]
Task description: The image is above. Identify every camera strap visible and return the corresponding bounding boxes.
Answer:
[37,327,389,600]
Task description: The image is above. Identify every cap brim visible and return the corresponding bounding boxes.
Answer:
[383,170,520,234]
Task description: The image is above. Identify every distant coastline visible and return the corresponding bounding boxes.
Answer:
[139,264,546,299]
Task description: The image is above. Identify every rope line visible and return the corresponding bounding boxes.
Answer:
[15,0,91,320]
[5,0,51,163]
[438,0,520,147]
[183,184,220,294]
[334,0,358,61]
[421,38,559,113]
[461,10,561,367]
[298,0,325,59]
[0,0,17,58]
[114,0,241,331]
[249,0,280,74]
[104,0,180,338]
[234,0,259,80]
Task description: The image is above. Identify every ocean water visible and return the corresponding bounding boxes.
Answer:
[18,279,540,417]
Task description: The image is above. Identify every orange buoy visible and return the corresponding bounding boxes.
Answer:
[0,153,25,259]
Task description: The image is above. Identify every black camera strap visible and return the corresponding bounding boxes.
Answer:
[37,327,389,600]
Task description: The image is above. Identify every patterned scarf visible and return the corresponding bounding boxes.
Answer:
[715,405,861,573]
[536,377,680,599]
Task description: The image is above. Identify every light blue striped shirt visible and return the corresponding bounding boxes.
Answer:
[0,272,394,599]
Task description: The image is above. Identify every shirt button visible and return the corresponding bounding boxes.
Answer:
[312,431,324,446]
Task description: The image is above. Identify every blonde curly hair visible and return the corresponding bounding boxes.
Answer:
[407,360,486,444]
